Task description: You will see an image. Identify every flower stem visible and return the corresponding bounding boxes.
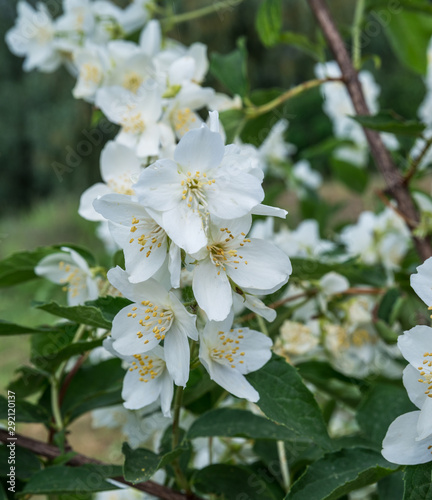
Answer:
[161,0,243,27]
[351,0,365,70]
[171,386,189,491]
[277,440,290,491]
[256,314,269,336]
[244,78,341,119]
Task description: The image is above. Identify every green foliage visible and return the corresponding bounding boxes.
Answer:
[330,158,369,193]
[0,446,41,480]
[0,395,49,424]
[286,447,399,500]
[187,408,295,441]
[255,0,283,47]
[403,462,432,499]
[247,355,332,450]
[350,111,426,136]
[210,37,249,97]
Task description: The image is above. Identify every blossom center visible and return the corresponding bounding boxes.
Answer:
[208,228,249,275]
[123,72,143,93]
[129,354,165,383]
[122,112,146,134]
[81,63,101,84]
[107,174,135,195]
[172,107,197,136]
[129,216,166,257]
[418,352,432,397]
[127,301,173,343]
[58,261,86,298]
[210,328,246,369]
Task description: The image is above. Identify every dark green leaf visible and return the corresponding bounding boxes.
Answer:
[256,0,282,47]
[122,443,160,484]
[350,112,426,136]
[0,320,56,336]
[356,383,416,447]
[0,395,50,424]
[193,464,281,500]
[0,445,41,480]
[19,466,117,495]
[61,359,124,422]
[8,366,49,398]
[246,355,332,450]
[286,447,399,500]
[210,37,248,97]
[35,296,130,329]
[188,408,295,441]
[403,462,432,499]
[378,288,402,323]
[378,471,404,500]
[30,324,77,372]
[330,158,369,193]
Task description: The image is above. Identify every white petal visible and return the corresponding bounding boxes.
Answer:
[168,243,181,289]
[206,362,260,402]
[398,325,432,368]
[160,205,207,254]
[122,366,161,410]
[403,364,427,409]
[243,294,277,322]
[227,239,292,292]
[193,259,232,321]
[79,183,111,221]
[382,411,432,465]
[159,371,174,417]
[174,126,224,173]
[417,397,432,440]
[411,257,432,306]
[136,124,161,158]
[164,326,190,387]
[100,141,141,185]
[251,204,288,219]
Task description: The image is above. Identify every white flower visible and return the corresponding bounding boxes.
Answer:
[292,160,322,191]
[275,219,335,259]
[120,0,153,35]
[79,141,142,222]
[341,208,410,270]
[6,1,62,73]
[258,120,296,170]
[191,216,292,321]
[95,84,167,158]
[104,338,173,416]
[107,266,198,387]
[411,256,432,307]
[54,0,95,51]
[35,247,99,306]
[72,43,109,101]
[275,320,320,358]
[199,312,272,402]
[133,124,266,254]
[93,193,181,288]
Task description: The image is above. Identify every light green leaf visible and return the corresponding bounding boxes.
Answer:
[0,320,56,336]
[286,448,399,500]
[210,37,248,97]
[246,355,332,450]
[187,408,295,441]
[256,0,282,47]
[279,31,324,60]
[122,443,160,484]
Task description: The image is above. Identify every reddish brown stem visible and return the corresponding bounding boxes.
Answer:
[307,0,432,261]
[0,430,201,500]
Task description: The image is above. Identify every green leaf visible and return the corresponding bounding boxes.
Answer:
[0,246,95,288]
[210,37,248,97]
[403,462,432,499]
[61,358,124,422]
[256,0,282,47]
[378,471,404,500]
[19,466,118,495]
[356,383,416,447]
[0,395,50,424]
[219,109,246,143]
[350,112,426,136]
[279,31,324,60]
[246,355,332,450]
[30,324,77,372]
[0,445,41,480]
[122,443,160,484]
[367,0,432,14]
[8,366,49,398]
[286,447,399,500]
[35,296,131,329]
[383,11,432,74]
[0,320,56,336]
[377,288,402,323]
[297,361,362,408]
[193,464,282,500]
[330,158,369,193]
[290,257,387,287]
[187,408,295,441]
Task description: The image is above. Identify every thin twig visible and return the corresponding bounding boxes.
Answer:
[245,77,341,119]
[161,0,243,27]
[307,0,432,261]
[0,430,201,500]
[404,135,432,184]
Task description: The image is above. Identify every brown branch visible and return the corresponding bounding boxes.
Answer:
[404,134,432,184]
[0,430,201,500]
[307,0,432,261]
